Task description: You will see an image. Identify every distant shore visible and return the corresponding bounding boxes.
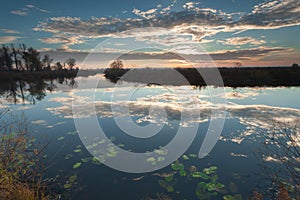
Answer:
[104,66,300,87]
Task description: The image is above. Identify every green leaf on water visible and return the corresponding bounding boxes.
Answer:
[182,155,189,160]
[57,136,65,141]
[294,167,300,172]
[146,157,156,165]
[65,154,73,160]
[223,194,243,200]
[179,169,187,177]
[189,154,197,158]
[203,166,217,175]
[63,183,72,189]
[81,158,89,163]
[73,162,82,169]
[158,180,174,193]
[73,149,82,153]
[117,143,125,147]
[171,160,184,171]
[191,172,209,180]
[157,156,165,162]
[164,174,174,182]
[69,174,77,183]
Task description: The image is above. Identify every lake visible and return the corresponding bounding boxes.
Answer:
[1,73,299,199]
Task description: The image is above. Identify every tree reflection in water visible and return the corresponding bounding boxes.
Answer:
[0,77,77,104]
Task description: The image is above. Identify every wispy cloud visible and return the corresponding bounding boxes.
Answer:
[39,36,84,45]
[26,4,49,13]
[0,29,20,34]
[0,36,21,44]
[11,10,28,16]
[11,4,49,16]
[219,37,266,46]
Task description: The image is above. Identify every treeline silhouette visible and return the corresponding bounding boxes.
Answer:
[0,44,78,72]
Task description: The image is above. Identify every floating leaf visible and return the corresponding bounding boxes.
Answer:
[154,148,168,156]
[223,194,243,200]
[158,180,174,193]
[147,157,156,165]
[191,172,209,180]
[57,136,65,141]
[189,154,197,158]
[73,149,82,153]
[73,162,82,169]
[180,169,187,177]
[165,174,174,182]
[171,161,184,171]
[117,143,125,147]
[157,156,165,162]
[69,174,77,183]
[81,158,89,163]
[182,155,189,160]
[294,167,300,172]
[65,154,73,160]
[63,183,72,189]
[203,166,217,175]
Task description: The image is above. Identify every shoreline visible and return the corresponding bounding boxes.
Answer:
[104,66,300,87]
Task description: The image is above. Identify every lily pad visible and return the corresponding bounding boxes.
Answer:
[57,136,65,141]
[81,158,89,163]
[171,161,184,171]
[73,162,82,169]
[191,172,209,180]
[203,166,217,175]
[63,183,72,189]
[157,156,165,162]
[147,157,157,165]
[223,194,243,200]
[179,169,187,177]
[73,149,82,153]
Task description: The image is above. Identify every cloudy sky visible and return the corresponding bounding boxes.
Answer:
[0,0,299,68]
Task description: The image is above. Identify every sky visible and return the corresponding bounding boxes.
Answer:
[0,0,299,68]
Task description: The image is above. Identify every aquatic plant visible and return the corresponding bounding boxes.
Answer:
[0,109,48,199]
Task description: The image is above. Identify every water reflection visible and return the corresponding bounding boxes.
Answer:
[0,77,76,104]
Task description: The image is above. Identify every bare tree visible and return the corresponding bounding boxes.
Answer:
[110,60,123,69]
[42,55,53,71]
[65,58,76,70]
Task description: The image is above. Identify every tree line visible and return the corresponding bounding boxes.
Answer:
[0,44,77,72]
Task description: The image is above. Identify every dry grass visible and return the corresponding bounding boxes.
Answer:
[0,108,48,200]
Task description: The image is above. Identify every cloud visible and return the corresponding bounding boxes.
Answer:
[118,47,288,61]
[219,37,266,46]
[0,36,21,44]
[236,0,300,29]
[33,0,300,48]
[132,8,157,19]
[0,29,20,34]
[34,7,231,41]
[11,4,49,16]
[11,10,28,16]
[39,36,84,45]
[26,4,49,13]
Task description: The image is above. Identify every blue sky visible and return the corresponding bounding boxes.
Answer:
[0,0,299,68]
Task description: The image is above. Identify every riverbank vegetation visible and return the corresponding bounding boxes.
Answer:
[0,107,49,199]
[0,44,79,81]
[104,60,300,87]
